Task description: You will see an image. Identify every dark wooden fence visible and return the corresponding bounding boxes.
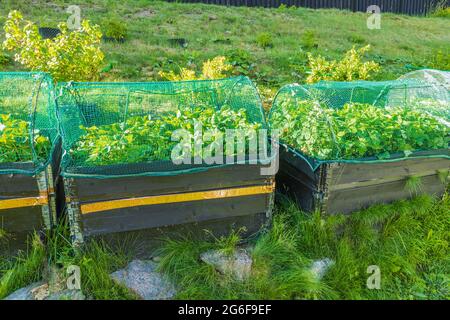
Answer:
[167,0,449,15]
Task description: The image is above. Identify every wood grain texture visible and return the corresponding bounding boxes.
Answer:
[278,148,449,215]
[74,164,269,202]
[81,194,270,236]
[327,174,446,214]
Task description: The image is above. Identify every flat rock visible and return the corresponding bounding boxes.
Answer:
[110,260,176,300]
[4,282,47,300]
[200,249,252,281]
[47,289,85,300]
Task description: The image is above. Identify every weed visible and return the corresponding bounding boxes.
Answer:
[301,30,318,49]
[101,17,128,42]
[405,175,423,196]
[256,33,273,49]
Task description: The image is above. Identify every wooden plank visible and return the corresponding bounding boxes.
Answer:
[329,158,450,187]
[80,194,270,236]
[75,164,269,202]
[0,174,40,198]
[0,206,44,233]
[79,183,274,214]
[326,174,446,214]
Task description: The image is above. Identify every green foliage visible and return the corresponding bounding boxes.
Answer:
[0,114,51,163]
[0,50,11,67]
[256,33,273,49]
[429,1,450,18]
[159,56,232,81]
[437,169,449,185]
[405,175,423,196]
[101,17,128,41]
[0,235,46,299]
[226,49,256,77]
[429,49,450,70]
[300,30,318,50]
[157,194,450,300]
[347,34,366,45]
[307,45,380,83]
[71,105,261,166]
[3,10,104,82]
[270,101,449,160]
[45,220,137,300]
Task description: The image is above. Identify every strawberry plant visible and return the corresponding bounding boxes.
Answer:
[270,101,449,160]
[0,114,51,163]
[70,105,261,166]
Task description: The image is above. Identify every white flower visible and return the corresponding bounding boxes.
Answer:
[0,123,5,131]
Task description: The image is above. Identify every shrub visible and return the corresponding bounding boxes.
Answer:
[101,17,128,41]
[3,10,104,82]
[300,30,318,49]
[306,45,380,83]
[429,49,450,70]
[256,32,273,49]
[158,56,232,81]
[226,49,255,76]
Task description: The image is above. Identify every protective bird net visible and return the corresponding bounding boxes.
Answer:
[0,72,58,175]
[56,76,268,178]
[269,79,450,170]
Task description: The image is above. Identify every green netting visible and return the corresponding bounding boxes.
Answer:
[56,76,267,178]
[269,79,450,171]
[0,72,58,176]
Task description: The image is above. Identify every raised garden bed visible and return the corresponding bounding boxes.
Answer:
[56,76,275,249]
[62,163,274,253]
[270,80,450,214]
[0,72,59,254]
[277,146,449,214]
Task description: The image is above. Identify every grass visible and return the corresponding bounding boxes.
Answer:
[0,234,46,299]
[0,0,449,89]
[0,220,137,300]
[156,194,450,300]
[0,0,448,300]
[1,194,448,300]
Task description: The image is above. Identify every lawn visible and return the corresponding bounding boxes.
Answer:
[0,0,449,300]
[0,0,449,89]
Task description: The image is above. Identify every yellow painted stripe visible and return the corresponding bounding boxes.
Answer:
[81,183,275,215]
[0,196,48,210]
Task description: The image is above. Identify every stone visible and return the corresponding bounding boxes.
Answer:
[200,249,252,281]
[4,282,47,300]
[47,289,85,300]
[110,260,176,300]
[309,258,335,280]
